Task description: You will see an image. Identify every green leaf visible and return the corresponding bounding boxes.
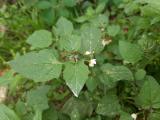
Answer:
[75,16,89,23]
[99,73,117,89]
[27,85,50,111]
[43,107,58,120]
[96,91,121,117]
[15,100,27,116]
[86,77,98,92]
[119,41,143,64]
[0,70,22,92]
[62,97,93,119]
[27,30,53,49]
[33,110,42,120]
[62,0,77,7]
[136,78,160,109]
[101,64,134,82]
[141,5,160,16]
[35,1,52,9]
[107,25,120,37]
[124,2,139,15]
[0,104,20,120]
[120,112,132,120]
[135,69,146,80]
[70,108,81,120]
[40,9,56,25]
[141,0,160,14]
[59,34,81,51]
[148,111,160,120]
[63,61,89,97]
[57,8,70,18]
[56,17,73,37]
[0,70,15,86]
[9,49,62,82]
[23,0,38,7]
[86,7,95,17]
[90,14,108,27]
[95,3,106,13]
[80,26,103,54]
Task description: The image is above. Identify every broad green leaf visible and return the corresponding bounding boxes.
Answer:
[136,78,160,109]
[62,97,93,119]
[0,104,20,120]
[96,91,121,117]
[62,0,77,7]
[23,0,38,7]
[124,2,139,15]
[33,110,42,120]
[113,0,122,5]
[80,26,103,54]
[75,16,89,23]
[49,0,58,4]
[148,111,160,120]
[35,1,52,9]
[15,100,27,116]
[119,41,143,64]
[0,70,15,86]
[141,5,160,16]
[101,64,134,82]
[0,70,22,92]
[86,7,95,17]
[107,25,120,37]
[40,9,56,25]
[27,85,50,111]
[135,69,146,80]
[90,14,108,27]
[120,112,132,120]
[138,36,156,51]
[56,17,73,37]
[59,35,81,51]
[99,73,117,89]
[86,77,98,92]
[27,30,53,49]
[141,0,160,14]
[70,108,81,120]
[95,3,106,13]
[9,49,62,82]
[57,8,70,18]
[153,17,160,25]
[63,61,89,97]
[43,107,58,120]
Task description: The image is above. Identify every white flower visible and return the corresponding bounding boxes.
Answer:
[89,59,96,67]
[123,60,130,64]
[85,51,91,55]
[84,51,94,55]
[101,28,105,32]
[0,86,7,103]
[102,39,112,46]
[131,113,137,120]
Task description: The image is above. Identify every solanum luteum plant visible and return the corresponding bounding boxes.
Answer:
[10,15,109,96]
[0,0,160,120]
[7,16,144,119]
